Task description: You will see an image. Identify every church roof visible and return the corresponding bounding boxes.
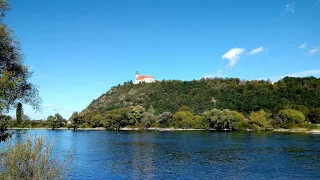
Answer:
[136,75,153,80]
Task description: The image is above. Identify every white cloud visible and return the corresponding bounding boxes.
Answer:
[42,104,56,109]
[221,48,245,67]
[203,69,226,79]
[249,46,264,55]
[298,43,307,49]
[308,47,320,54]
[285,4,295,13]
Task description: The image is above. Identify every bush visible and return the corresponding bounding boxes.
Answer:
[140,112,156,129]
[157,112,173,128]
[307,108,320,124]
[202,109,245,130]
[276,109,306,128]
[0,137,72,180]
[249,110,273,130]
[281,105,309,116]
[173,111,207,129]
[230,111,248,130]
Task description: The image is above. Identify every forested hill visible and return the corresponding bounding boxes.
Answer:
[83,77,320,116]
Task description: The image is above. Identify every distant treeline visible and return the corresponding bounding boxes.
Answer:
[5,77,320,130]
[66,76,320,130]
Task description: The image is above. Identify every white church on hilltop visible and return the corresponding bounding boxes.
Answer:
[135,71,155,84]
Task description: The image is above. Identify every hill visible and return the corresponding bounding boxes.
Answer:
[83,76,320,116]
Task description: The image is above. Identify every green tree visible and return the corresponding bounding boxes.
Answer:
[0,114,11,141]
[307,108,320,124]
[69,111,81,131]
[47,113,65,130]
[249,110,273,130]
[230,110,248,130]
[16,102,22,124]
[157,112,173,128]
[90,114,101,128]
[202,109,235,130]
[173,110,206,129]
[140,112,156,129]
[277,109,306,128]
[126,105,145,126]
[0,0,41,141]
[102,108,129,130]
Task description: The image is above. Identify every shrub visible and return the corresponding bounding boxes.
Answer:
[157,112,173,128]
[0,137,73,180]
[249,110,273,130]
[230,111,248,130]
[202,109,245,130]
[307,108,320,124]
[173,111,207,129]
[140,112,157,129]
[276,109,306,128]
[281,105,309,116]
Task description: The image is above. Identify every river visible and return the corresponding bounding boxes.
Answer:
[6,130,320,179]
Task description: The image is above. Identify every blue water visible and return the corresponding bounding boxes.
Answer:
[6,130,320,179]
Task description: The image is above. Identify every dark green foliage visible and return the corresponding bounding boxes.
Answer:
[157,112,173,128]
[0,114,11,141]
[69,112,80,130]
[140,111,156,129]
[307,108,320,124]
[101,108,129,130]
[85,77,320,116]
[202,109,246,130]
[47,113,66,130]
[16,102,22,124]
[279,104,309,116]
[0,0,40,141]
[75,76,320,130]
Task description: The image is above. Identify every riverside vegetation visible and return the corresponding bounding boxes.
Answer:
[5,77,320,131]
[64,76,319,131]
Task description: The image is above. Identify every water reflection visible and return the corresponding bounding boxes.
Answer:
[4,130,320,180]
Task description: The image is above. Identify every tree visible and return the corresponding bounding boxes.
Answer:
[0,0,41,141]
[249,110,273,130]
[126,105,145,126]
[101,108,129,130]
[47,113,65,130]
[157,112,173,128]
[277,109,306,128]
[307,108,320,124]
[202,109,235,130]
[0,114,11,141]
[140,111,156,129]
[46,115,55,130]
[172,110,206,129]
[16,102,22,124]
[69,111,81,131]
[90,114,101,128]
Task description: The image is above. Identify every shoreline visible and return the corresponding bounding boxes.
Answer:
[8,127,320,134]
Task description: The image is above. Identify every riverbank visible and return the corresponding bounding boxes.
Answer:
[8,127,320,133]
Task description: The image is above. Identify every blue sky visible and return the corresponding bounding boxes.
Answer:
[5,0,320,119]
